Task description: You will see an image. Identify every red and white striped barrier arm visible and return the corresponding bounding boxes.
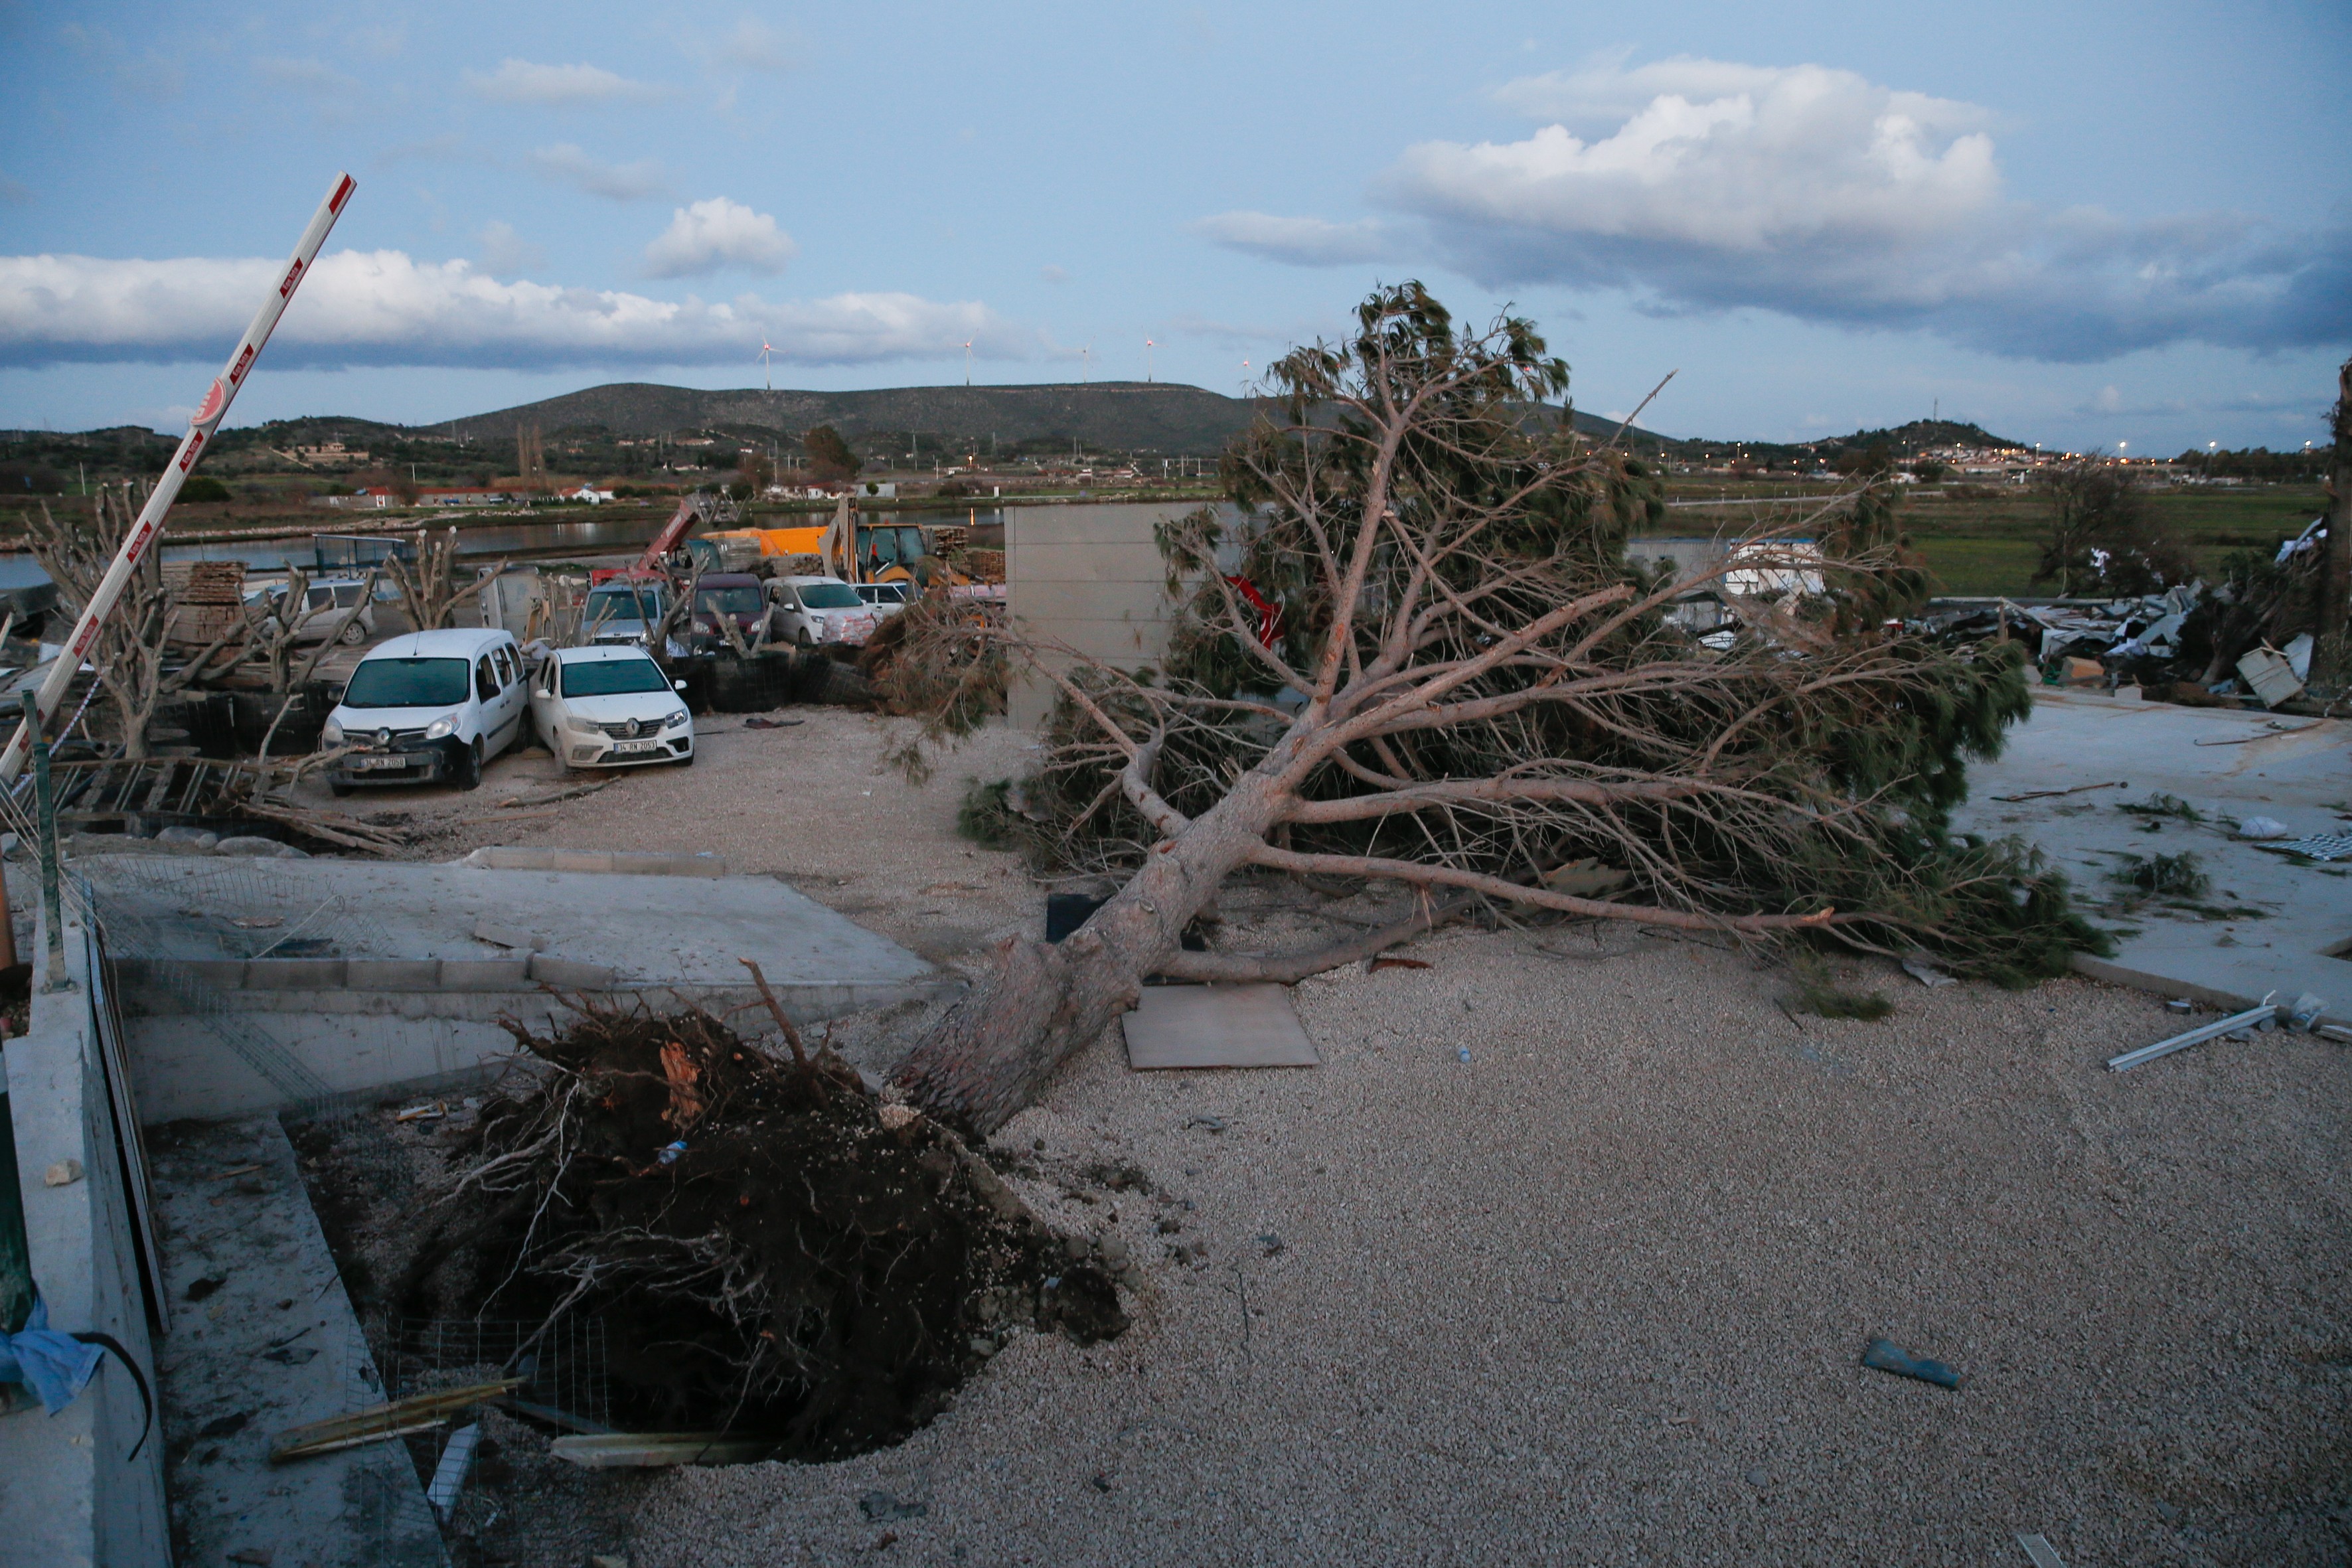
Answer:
[0,171,356,784]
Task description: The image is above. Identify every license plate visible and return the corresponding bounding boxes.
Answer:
[611,740,659,755]
[351,755,410,771]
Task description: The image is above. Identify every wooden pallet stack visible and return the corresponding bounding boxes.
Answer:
[161,560,248,648]
[44,753,404,854]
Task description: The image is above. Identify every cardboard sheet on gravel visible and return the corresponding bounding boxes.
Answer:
[1122,983,1320,1070]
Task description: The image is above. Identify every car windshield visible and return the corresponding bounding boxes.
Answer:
[697,586,763,615]
[588,588,663,623]
[342,657,469,709]
[560,658,671,698]
[796,582,862,609]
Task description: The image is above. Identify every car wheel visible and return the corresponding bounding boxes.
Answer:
[796,629,814,648]
[674,746,694,768]
[330,782,352,798]
[338,619,367,645]
[453,738,483,791]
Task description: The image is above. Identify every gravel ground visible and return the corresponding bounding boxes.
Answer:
[332,706,2352,1564]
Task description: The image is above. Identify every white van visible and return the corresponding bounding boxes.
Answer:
[322,627,529,793]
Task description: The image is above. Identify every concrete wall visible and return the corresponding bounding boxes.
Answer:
[122,972,961,1123]
[0,911,171,1567]
[1005,503,1200,729]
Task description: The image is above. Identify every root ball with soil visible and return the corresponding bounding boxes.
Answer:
[425,996,1123,1459]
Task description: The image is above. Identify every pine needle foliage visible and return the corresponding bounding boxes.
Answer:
[955,287,2106,979]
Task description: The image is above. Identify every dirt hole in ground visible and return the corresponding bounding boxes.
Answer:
[343,1000,1125,1461]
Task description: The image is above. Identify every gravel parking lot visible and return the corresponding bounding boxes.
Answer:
[360,706,2351,1565]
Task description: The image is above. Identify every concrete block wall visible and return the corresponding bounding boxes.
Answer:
[0,912,170,1567]
[1005,503,1201,728]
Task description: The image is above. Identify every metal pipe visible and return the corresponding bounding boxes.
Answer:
[2106,998,2278,1072]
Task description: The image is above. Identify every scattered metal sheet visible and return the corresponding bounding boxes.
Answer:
[426,1423,481,1520]
[2015,1534,2066,1568]
[1900,955,1958,987]
[2106,998,2278,1073]
[2255,832,2352,862]
[1122,983,1321,1071]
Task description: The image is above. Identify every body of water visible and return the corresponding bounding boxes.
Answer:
[0,503,1024,592]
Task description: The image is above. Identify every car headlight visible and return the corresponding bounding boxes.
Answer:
[424,714,458,741]
[664,708,690,730]
[321,720,344,746]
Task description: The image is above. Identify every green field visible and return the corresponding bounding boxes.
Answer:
[1658,481,2327,599]
[1901,484,2324,597]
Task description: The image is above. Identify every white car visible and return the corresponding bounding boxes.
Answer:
[243,577,378,645]
[323,627,529,793]
[769,576,880,647]
[854,581,911,619]
[528,645,694,771]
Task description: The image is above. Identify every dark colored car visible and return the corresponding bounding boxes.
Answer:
[689,574,770,650]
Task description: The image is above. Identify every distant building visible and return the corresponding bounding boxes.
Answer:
[315,486,516,510]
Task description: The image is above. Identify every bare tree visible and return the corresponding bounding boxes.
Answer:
[384,528,506,631]
[888,285,2076,1135]
[24,485,252,758]
[2030,459,2191,598]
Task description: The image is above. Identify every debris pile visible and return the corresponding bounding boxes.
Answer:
[1914,512,2333,708]
[434,996,1121,1457]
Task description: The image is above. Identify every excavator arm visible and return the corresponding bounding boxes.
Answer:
[635,493,706,573]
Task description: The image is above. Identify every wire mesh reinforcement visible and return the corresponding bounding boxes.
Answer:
[62,854,402,1122]
[374,1314,611,1435]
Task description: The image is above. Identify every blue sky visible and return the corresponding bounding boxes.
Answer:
[1,0,2346,453]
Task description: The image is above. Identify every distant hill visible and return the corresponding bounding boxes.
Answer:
[435,380,1668,457]
[1811,418,2028,454]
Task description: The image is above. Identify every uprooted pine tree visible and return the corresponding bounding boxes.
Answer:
[888,283,2102,1136]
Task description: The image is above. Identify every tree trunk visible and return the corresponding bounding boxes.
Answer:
[2316,356,2352,695]
[889,767,1292,1135]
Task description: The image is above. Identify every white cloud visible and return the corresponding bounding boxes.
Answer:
[642,198,797,277]
[1402,60,2000,256]
[477,222,544,275]
[1215,55,2351,363]
[700,17,801,73]
[526,143,670,201]
[467,59,665,106]
[0,250,1028,371]
[1040,264,1069,284]
[1193,211,1398,266]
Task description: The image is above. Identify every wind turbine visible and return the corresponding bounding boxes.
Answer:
[1081,345,1093,384]
[1144,338,1156,382]
[964,339,973,387]
[757,340,774,392]
[1240,358,1250,396]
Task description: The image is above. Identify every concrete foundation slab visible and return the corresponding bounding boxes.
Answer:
[1953,690,2351,1016]
[1122,984,1321,1070]
[77,854,961,1123]
[149,1115,440,1566]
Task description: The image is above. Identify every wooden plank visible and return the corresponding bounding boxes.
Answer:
[176,760,210,814]
[549,1432,783,1469]
[269,1377,522,1463]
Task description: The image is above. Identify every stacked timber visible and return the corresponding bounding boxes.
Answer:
[162,560,248,647]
